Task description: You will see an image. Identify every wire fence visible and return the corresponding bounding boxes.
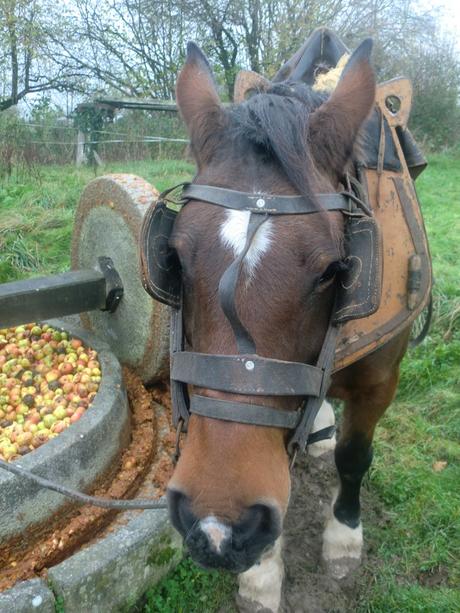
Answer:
[0,112,188,173]
[25,137,189,145]
[21,123,188,140]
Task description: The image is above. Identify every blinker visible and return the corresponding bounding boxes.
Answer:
[139,178,379,465]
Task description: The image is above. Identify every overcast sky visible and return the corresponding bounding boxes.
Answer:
[20,0,460,116]
[429,0,460,49]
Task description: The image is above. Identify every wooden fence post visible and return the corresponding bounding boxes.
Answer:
[76,130,87,166]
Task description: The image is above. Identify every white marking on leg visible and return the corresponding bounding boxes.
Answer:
[238,537,284,612]
[199,516,231,553]
[308,399,336,457]
[220,210,273,274]
[322,515,363,561]
[322,490,363,579]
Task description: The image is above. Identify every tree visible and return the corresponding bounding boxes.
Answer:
[0,0,86,111]
[49,0,190,100]
[403,37,460,147]
[2,0,456,148]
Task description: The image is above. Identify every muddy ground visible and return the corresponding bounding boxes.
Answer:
[282,450,357,613]
[133,434,379,613]
[236,448,380,613]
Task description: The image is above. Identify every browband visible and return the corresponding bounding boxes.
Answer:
[181,183,351,214]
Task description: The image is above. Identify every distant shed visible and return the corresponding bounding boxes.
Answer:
[74,97,179,165]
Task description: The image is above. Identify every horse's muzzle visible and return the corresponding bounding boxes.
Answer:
[167,489,281,573]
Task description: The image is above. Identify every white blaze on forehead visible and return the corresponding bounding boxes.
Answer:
[220,210,273,273]
[200,516,231,553]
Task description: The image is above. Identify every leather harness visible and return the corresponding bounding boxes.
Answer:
[140,28,432,465]
[142,181,375,464]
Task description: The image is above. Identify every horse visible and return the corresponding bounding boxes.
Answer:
[164,39,411,612]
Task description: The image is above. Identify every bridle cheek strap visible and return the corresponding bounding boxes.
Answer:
[163,181,372,465]
[287,315,340,459]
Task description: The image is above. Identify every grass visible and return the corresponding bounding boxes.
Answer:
[0,160,193,283]
[1,154,459,611]
[132,558,236,613]
[356,152,460,612]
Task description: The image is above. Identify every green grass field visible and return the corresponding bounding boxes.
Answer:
[0,155,458,612]
[355,154,460,612]
[0,160,193,283]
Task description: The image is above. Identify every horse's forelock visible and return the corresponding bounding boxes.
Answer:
[227,84,326,199]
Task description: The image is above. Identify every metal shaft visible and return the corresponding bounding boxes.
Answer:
[0,269,107,328]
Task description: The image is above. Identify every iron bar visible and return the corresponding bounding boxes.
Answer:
[0,270,107,328]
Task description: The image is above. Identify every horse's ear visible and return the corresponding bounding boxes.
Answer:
[176,42,225,166]
[309,39,375,179]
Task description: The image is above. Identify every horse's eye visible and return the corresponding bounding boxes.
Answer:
[316,261,346,288]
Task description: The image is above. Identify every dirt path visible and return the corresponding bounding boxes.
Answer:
[277,445,379,613]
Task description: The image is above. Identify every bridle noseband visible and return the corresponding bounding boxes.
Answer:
[152,180,371,467]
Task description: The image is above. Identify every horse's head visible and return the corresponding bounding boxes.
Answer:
[167,41,375,572]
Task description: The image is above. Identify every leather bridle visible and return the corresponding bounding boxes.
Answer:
[164,181,371,466]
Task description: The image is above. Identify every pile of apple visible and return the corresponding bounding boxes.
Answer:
[0,323,101,462]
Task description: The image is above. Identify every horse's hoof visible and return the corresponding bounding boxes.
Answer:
[323,554,361,580]
[235,593,274,613]
[322,515,363,579]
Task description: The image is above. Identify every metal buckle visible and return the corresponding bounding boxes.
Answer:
[159,182,189,207]
[341,174,372,217]
[289,444,298,471]
[173,417,185,465]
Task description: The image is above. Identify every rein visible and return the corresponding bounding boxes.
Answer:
[0,458,168,510]
[165,180,371,466]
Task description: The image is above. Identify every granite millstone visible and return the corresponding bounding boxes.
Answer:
[0,578,55,613]
[71,174,170,384]
[48,508,182,612]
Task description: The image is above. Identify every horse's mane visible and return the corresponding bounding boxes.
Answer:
[228,83,327,198]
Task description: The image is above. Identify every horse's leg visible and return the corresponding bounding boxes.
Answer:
[237,537,284,612]
[322,326,411,580]
[322,371,400,578]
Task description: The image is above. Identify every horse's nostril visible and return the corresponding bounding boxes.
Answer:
[233,503,282,555]
[167,488,196,537]
[167,491,281,572]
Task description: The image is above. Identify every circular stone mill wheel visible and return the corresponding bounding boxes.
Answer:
[72,174,170,384]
